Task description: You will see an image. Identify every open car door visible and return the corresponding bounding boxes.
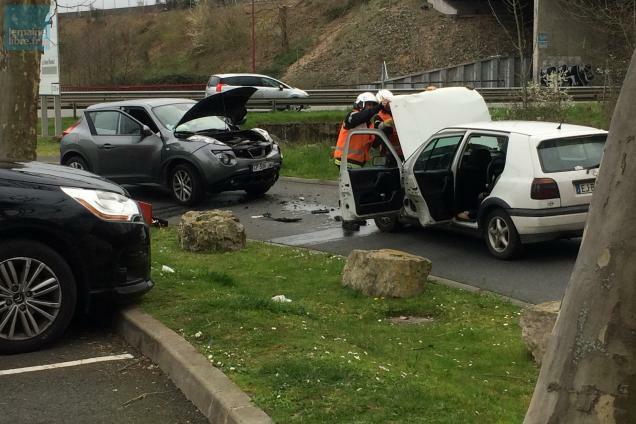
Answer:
[339,129,404,221]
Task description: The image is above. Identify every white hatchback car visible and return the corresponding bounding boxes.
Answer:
[205,73,309,100]
[339,88,607,259]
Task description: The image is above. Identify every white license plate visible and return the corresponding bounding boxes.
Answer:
[576,181,595,194]
[252,161,276,172]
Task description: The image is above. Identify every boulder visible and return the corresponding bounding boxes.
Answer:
[520,301,561,364]
[178,210,246,252]
[342,249,431,298]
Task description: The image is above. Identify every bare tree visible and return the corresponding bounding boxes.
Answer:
[488,0,533,105]
[524,48,636,423]
[0,0,51,161]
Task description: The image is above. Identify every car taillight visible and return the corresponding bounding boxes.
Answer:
[62,120,81,137]
[531,178,560,200]
[137,201,153,225]
[216,83,224,93]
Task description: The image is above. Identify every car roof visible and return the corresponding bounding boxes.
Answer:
[443,120,607,138]
[87,98,196,110]
[212,73,279,79]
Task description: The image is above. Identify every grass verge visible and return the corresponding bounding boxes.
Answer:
[143,228,538,423]
[36,117,76,158]
[280,142,338,181]
[245,110,346,128]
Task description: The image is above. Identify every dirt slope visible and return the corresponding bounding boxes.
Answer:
[59,0,514,88]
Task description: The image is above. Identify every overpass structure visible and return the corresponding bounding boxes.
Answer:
[426,0,606,85]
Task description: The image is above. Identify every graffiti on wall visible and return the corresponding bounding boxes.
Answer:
[540,64,595,87]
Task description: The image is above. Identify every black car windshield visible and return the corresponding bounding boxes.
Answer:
[153,103,228,132]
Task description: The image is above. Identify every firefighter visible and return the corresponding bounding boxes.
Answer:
[333,92,383,168]
[373,89,403,161]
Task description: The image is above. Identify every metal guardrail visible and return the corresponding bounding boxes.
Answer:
[51,87,609,109]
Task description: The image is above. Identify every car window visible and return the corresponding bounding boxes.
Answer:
[460,134,508,168]
[414,135,464,171]
[260,77,280,88]
[208,76,220,87]
[537,135,606,173]
[223,76,241,86]
[152,103,228,132]
[123,107,159,133]
[118,113,142,136]
[88,111,119,135]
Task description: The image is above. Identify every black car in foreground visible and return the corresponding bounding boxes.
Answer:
[0,161,153,354]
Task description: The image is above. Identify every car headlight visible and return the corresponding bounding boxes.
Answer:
[213,151,237,166]
[61,187,141,222]
[188,135,227,147]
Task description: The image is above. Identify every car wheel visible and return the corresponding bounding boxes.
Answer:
[63,155,89,171]
[374,215,401,232]
[170,163,203,206]
[0,240,77,354]
[484,209,521,260]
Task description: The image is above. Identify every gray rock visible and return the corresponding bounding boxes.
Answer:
[342,249,432,298]
[178,210,246,253]
[520,301,561,364]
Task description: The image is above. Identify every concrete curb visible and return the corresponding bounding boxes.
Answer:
[116,307,272,424]
[429,275,534,308]
[279,176,338,186]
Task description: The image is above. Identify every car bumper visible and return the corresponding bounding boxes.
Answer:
[198,149,282,190]
[509,206,588,242]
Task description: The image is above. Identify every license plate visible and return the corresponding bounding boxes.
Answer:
[576,181,595,194]
[252,161,276,172]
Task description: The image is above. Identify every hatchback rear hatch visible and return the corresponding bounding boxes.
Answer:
[535,133,607,207]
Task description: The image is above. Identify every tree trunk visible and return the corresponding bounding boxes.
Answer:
[524,49,636,423]
[279,5,289,51]
[0,0,50,161]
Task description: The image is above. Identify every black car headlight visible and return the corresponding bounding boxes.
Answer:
[61,187,141,222]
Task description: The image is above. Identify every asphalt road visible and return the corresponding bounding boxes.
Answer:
[0,320,207,424]
[129,178,579,304]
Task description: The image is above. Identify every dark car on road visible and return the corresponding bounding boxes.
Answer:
[60,87,282,206]
[0,161,153,354]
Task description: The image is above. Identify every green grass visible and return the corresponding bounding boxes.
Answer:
[490,102,609,129]
[36,117,76,158]
[280,142,338,181]
[245,110,345,128]
[143,228,538,423]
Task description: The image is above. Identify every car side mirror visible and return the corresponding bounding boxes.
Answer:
[141,125,153,138]
[279,84,284,91]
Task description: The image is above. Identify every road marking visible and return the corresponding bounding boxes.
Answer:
[0,353,134,376]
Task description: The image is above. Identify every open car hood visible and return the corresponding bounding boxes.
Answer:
[391,87,491,159]
[175,86,257,128]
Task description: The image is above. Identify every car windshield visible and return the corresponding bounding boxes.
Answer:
[152,103,228,132]
[537,134,607,173]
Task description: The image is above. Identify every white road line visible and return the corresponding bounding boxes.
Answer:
[0,353,134,376]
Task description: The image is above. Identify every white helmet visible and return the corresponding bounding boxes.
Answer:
[376,89,394,103]
[355,92,378,109]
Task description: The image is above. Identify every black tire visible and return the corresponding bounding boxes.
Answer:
[374,215,402,232]
[170,163,204,206]
[0,240,77,354]
[63,155,90,172]
[484,209,522,260]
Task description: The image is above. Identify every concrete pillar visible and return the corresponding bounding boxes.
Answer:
[40,96,49,137]
[54,96,62,137]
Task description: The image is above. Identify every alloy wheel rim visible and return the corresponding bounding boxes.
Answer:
[488,217,510,253]
[173,170,193,202]
[68,161,84,170]
[0,257,62,341]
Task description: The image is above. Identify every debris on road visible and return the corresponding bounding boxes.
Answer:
[272,295,293,303]
[251,215,265,219]
[161,265,175,273]
[311,209,330,214]
[263,212,302,223]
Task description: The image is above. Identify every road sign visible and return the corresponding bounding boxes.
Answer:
[39,6,59,96]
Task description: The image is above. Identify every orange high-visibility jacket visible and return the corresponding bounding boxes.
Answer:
[333,122,375,166]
